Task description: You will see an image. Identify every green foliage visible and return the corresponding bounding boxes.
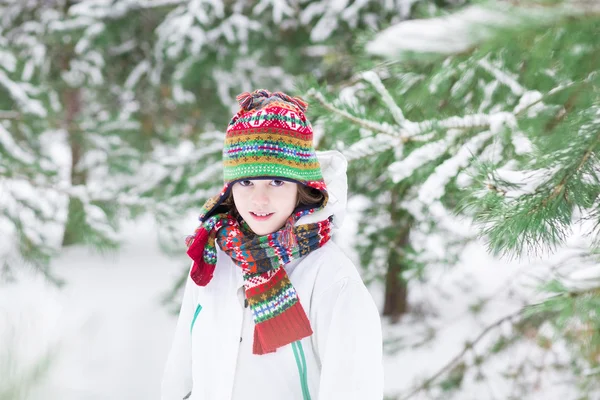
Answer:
[304,1,600,397]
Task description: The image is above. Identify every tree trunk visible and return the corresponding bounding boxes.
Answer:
[60,24,86,246]
[383,187,412,322]
[61,84,86,246]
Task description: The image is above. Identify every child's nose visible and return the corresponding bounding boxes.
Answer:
[251,187,269,207]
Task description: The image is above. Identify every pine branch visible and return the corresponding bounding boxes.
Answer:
[478,58,524,96]
[361,71,406,126]
[306,89,397,135]
[398,285,600,400]
[0,111,20,120]
[309,88,500,143]
[514,74,594,117]
[398,308,523,400]
[541,131,600,207]
[388,130,462,182]
[414,112,516,135]
[309,84,545,147]
[344,133,401,161]
[417,130,494,202]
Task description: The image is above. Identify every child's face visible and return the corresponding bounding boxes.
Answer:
[231,179,298,236]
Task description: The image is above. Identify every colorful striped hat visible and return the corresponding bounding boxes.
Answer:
[198,89,328,223]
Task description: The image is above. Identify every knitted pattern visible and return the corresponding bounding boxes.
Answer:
[186,211,332,354]
[186,89,333,355]
[197,90,328,223]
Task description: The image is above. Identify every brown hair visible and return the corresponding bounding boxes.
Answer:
[222,183,325,217]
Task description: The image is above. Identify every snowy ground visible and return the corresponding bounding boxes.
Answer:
[1,217,182,400]
[0,205,590,400]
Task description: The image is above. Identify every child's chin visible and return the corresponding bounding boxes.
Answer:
[252,228,276,236]
[247,223,279,236]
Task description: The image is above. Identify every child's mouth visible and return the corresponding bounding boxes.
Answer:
[250,212,274,221]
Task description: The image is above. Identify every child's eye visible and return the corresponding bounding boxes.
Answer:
[271,180,285,187]
[239,180,253,187]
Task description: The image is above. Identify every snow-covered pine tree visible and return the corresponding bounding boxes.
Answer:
[1,0,67,282]
[0,0,172,279]
[306,0,600,396]
[146,0,422,128]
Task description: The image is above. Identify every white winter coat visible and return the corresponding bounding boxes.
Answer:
[161,151,384,400]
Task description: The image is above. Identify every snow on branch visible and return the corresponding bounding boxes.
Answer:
[0,124,36,165]
[513,90,544,116]
[307,89,397,135]
[365,5,515,58]
[0,70,46,117]
[0,49,17,73]
[83,203,119,242]
[361,70,406,126]
[310,85,527,148]
[478,58,524,96]
[344,133,402,162]
[418,130,494,205]
[389,130,462,183]
[253,0,295,25]
[69,0,187,20]
[141,0,188,8]
[510,130,533,156]
[414,111,517,135]
[513,74,595,118]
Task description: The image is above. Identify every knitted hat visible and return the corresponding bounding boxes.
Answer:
[198,89,328,223]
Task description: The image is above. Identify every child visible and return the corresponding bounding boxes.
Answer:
[161,89,383,400]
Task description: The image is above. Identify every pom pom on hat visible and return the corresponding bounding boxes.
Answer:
[236,89,308,113]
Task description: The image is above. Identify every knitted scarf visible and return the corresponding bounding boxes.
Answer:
[186,211,333,355]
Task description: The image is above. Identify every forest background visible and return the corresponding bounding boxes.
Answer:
[2,0,600,399]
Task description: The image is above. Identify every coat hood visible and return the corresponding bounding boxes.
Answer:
[296,150,348,229]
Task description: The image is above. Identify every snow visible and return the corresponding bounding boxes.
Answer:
[362,71,406,125]
[1,1,598,397]
[0,123,36,165]
[478,58,524,97]
[344,133,401,161]
[418,130,494,205]
[511,130,534,155]
[309,89,397,135]
[478,79,499,113]
[1,197,595,399]
[0,69,46,117]
[0,269,64,398]
[2,217,182,400]
[0,49,16,72]
[366,5,513,58]
[125,60,150,89]
[514,90,544,117]
[389,129,461,183]
[48,16,95,33]
[0,178,66,266]
[74,22,105,55]
[491,164,560,199]
[253,0,295,25]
